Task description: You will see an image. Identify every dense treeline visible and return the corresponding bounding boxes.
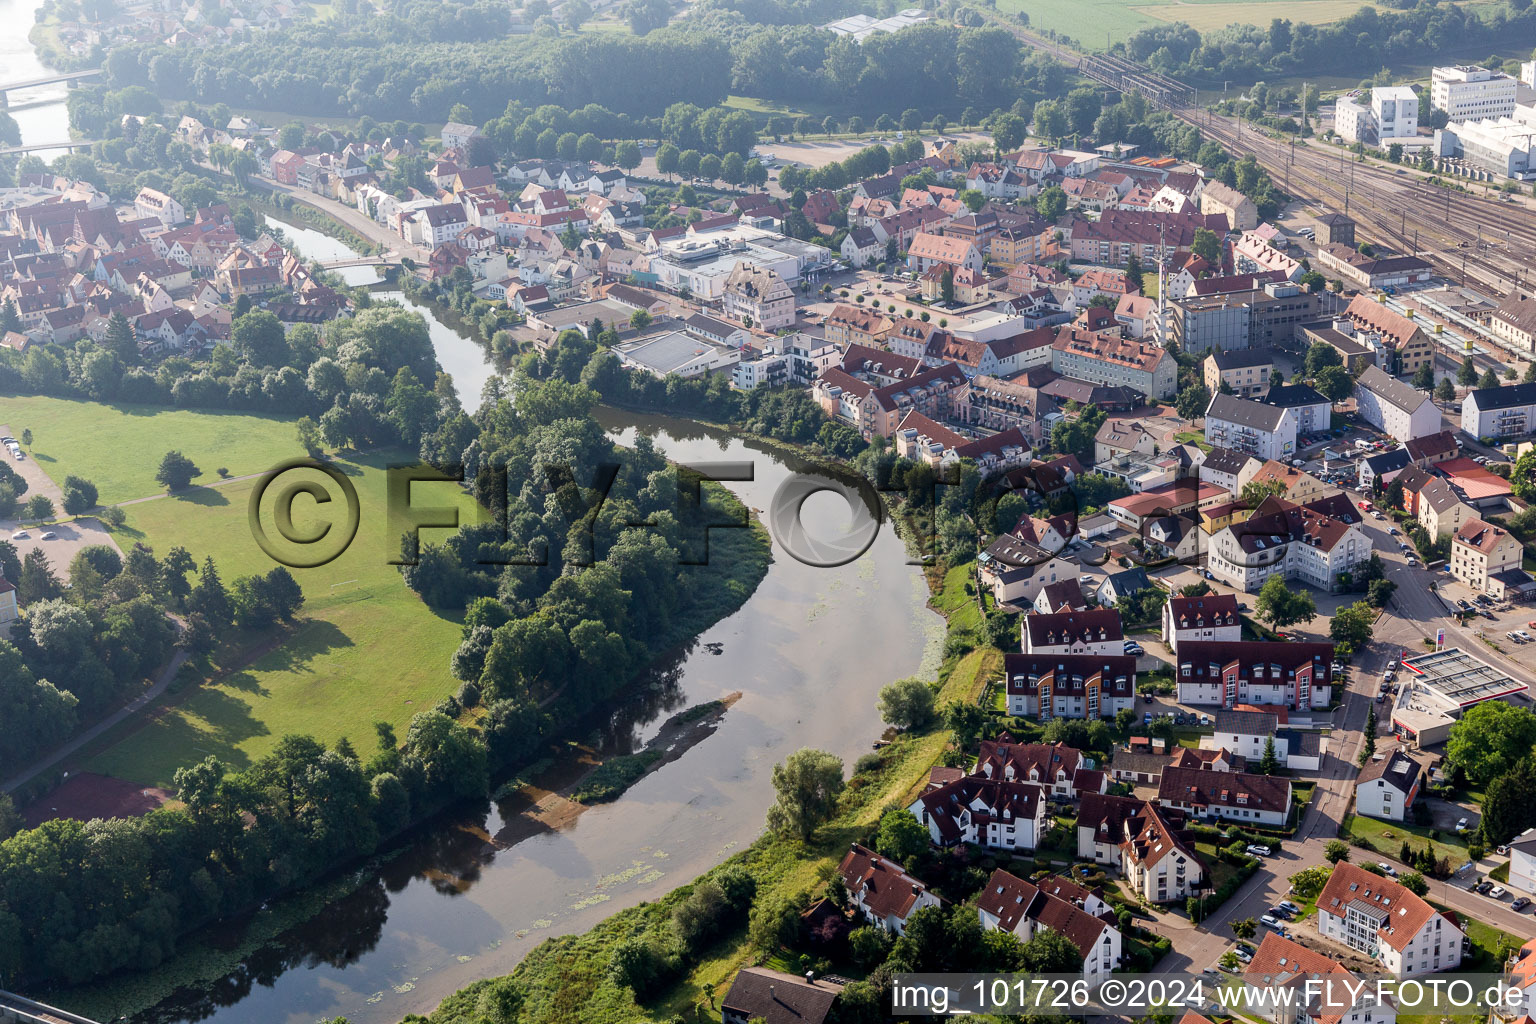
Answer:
[0,367,771,989]
[1123,4,1536,81]
[100,18,1046,123]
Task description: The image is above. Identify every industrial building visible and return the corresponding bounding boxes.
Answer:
[1391,647,1529,747]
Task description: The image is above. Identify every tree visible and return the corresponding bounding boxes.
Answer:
[655,142,679,178]
[1241,477,1288,507]
[17,548,63,604]
[23,495,53,520]
[1035,185,1067,221]
[766,748,844,839]
[232,310,289,367]
[1445,702,1536,785]
[1313,364,1352,403]
[1032,100,1066,142]
[939,267,955,305]
[1398,871,1428,896]
[156,450,201,491]
[190,555,232,630]
[1482,754,1536,845]
[297,415,323,454]
[1412,361,1435,390]
[1255,573,1316,629]
[615,141,641,171]
[1359,706,1378,766]
[878,676,936,730]
[875,809,930,862]
[1435,377,1456,403]
[1175,383,1210,421]
[1305,341,1343,376]
[1459,355,1478,386]
[1258,736,1279,775]
[1191,227,1221,264]
[104,310,137,363]
[1324,839,1351,863]
[61,475,98,515]
[989,112,1027,153]
[943,699,988,749]
[0,298,20,333]
[1330,599,1375,652]
[1479,368,1502,390]
[1231,917,1258,940]
[1019,929,1084,973]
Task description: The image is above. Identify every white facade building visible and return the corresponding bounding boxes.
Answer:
[1432,65,1518,121]
[1316,863,1464,977]
[1353,365,1442,442]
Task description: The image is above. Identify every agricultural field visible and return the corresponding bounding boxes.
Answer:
[77,443,482,786]
[0,395,304,503]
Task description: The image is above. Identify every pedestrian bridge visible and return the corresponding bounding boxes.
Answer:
[0,990,103,1024]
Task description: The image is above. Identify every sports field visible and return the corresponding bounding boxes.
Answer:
[55,424,485,785]
[0,395,304,503]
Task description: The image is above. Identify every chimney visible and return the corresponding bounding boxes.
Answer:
[806,972,816,985]
[912,883,922,895]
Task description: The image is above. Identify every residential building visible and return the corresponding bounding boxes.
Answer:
[1204,393,1297,462]
[1301,322,1380,374]
[1157,765,1292,827]
[1358,449,1413,491]
[1335,93,1372,144]
[837,844,942,934]
[1210,709,1293,762]
[1023,609,1124,655]
[978,548,1081,607]
[1416,477,1476,540]
[1197,447,1262,496]
[415,203,470,248]
[1097,567,1155,608]
[1169,293,1251,355]
[1510,828,1536,894]
[909,774,1048,851]
[1120,801,1204,903]
[1198,180,1258,231]
[1462,381,1536,439]
[971,738,1094,800]
[1355,748,1423,822]
[440,122,482,151]
[1316,213,1357,246]
[1034,580,1089,613]
[1050,328,1176,400]
[1161,594,1241,652]
[1244,933,1397,1024]
[906,232,982,273]
[1246,460,1337,504]
[1315,862,1465,976]
[1001,652,1138,719]
[1260,383,1332,436]
[1208,493,1370,593]
[1432,65,1518,120]
[722,968,840,1024]
[823,304,894,349]
[1488,293,1536,357]
[1077,793,1153,863]
[722,263,795,330]
[1175,638,1336,709]
[1353,365,1441,442]
[1204,349,1276,398]
[1450,517,1523,592]
[1341,295,1434,376]
[977,870,1123,985]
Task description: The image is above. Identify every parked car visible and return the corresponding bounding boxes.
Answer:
[1143,694,1154,704]
[1232,946,1253,963]
[1260,914,1282,928]
[39,531,55,541]
[1247,845,1272,857]
[1377,862,1397,876]
[1476,880,1494,894]
[1456,817,1469,832]
[10,531,27,540]
[1278,900,1300,914]
[1513,896,1531,911]
[1490,885,1508,899]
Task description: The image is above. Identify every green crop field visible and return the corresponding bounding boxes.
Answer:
[78,445,483,786]
[0,394,305,503]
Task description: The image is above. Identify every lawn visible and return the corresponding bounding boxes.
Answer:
[1429,900,1523,970]
[80,450,482,785]
[1344,814,1471,867]
[933,561,986,635]
[0,394,305,503]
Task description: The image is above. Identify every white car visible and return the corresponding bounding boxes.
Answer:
[1232,946,1253,963]
[1260,914,1283,929]
[1377,862,1397,877]
[1455,818,1469,833]
[10,530,27,540]
[1247,844,1272,857]
[1490,885,1508,899]
[39,531,56,541]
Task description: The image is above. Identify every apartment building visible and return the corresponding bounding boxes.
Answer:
[1316,862,1465,976]
[1207,494,1370,594]
[1450,517,1523,592]
[1050,327,1177,400]
[1353,365,1442,442]
[1462,380,1536,438]
[1204,349,1276,398]
[1002,652,1138,719]
[1203,393,1297,462]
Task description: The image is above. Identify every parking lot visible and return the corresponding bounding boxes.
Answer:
[0,426,122,586]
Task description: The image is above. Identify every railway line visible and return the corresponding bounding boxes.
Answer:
[989,17,1536,301]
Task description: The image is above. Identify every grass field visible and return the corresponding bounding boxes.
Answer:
[0,395,304,503]
[80,449,482,785]
[1344,813,1471,867]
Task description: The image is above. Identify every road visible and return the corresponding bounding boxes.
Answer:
[1147,504,1535,973]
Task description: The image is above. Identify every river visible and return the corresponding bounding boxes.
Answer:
[2,0,72,160]
[102,223,946,1024]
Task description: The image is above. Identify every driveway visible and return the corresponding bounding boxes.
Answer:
[2,516,120,583]
[0,424,63,506]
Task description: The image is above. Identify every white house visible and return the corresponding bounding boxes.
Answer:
[1508,828,1536,894]
[1022,609,1124,656]
[1161,593,1241,652]
[1354,748,1423,823]
[1244,933,1397,1024]
[440,121,482,151]
[837,843,941,935]
[1462,381,1536,440]
[1204,393,1297,462]
[1120,801,1204,903]
[1353,365,1441,443]
[1316,862,1464,977]
[977,870,1123,986]
[1157,765,1292,827]
[909,776,1049,851]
